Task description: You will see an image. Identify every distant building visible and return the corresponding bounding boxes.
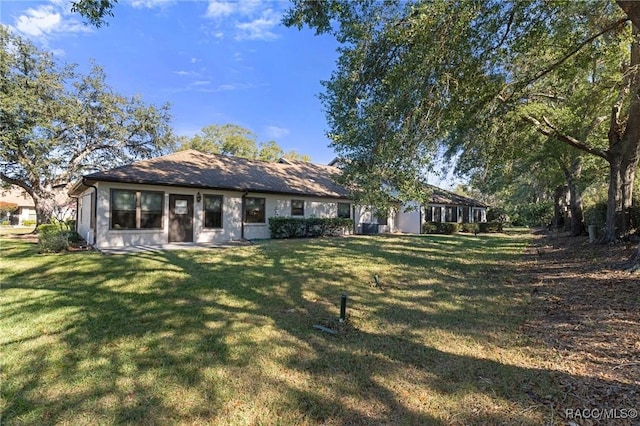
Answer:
[0,187,36,225]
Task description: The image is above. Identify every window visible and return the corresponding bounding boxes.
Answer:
[337,202,351,219]
[433,206,442,223]
[244,197,265,223]
[111,189,136,229]
[140,192,163,228]
[204,195,223,228]
[426,206,434,222]
[445,206,455,222]
[291,199,304,216]
[111,189,163,229]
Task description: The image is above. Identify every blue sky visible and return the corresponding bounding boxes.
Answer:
[0,0,341,164]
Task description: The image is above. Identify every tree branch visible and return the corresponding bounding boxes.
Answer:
[523,114,609,160]
[516,17,629,91]
[0,173,33,196]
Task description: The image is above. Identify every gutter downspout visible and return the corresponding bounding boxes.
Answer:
[419,205,423,234]
[241,190,248,240]
[82,178,98,246]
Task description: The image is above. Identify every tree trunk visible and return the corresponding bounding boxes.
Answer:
[561,158,585,237]
[553,185,567,230]
[603,158,623,242]
[568,180,585,237]
[29,185,74,229]
[603,23,640,243]
[32,192,56,228]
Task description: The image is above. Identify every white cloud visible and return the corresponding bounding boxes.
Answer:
[131,0,174,8]
[205,0,235,18]
[11,3,91,41]
[265,126,290,139]
[216,83,251,91]
[14,6,62,37]
[204,0,282,42]
[234,11,279,41]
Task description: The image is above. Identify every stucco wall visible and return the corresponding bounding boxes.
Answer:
[86,182,352,248]
[397,202,422,234]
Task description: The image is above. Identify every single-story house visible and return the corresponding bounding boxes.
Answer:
[69,150,354,249]
[0,187,36,225]
[424,183,488,223]
[354,185,488,235]
[69,150,489,249]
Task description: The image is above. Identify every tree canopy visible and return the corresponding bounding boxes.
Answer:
[285,0,640,242]
[178,124,311,163]
[0,25,174,225]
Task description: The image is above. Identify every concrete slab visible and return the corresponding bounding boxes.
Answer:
[97,240,252,254]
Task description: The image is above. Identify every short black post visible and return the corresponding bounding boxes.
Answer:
[339,294,347,322]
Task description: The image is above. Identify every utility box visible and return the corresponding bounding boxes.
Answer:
[361,223,379,235]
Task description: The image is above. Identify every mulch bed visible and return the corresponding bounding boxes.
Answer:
[517,232,640,424]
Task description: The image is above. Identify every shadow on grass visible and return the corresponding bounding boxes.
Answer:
[1,234,628,424]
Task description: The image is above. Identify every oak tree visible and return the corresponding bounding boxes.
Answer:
[0,26,173,226]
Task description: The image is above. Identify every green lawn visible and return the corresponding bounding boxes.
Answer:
[1,233,559,425]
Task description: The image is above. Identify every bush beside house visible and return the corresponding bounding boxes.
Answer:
[422,221,502,235]
[268,217,353,239]
[38,221,80,253]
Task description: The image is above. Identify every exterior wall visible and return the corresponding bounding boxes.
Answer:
[397,202,422,234]
[87,182,353,248]
[77,189,95,244]
[244,194,350,240]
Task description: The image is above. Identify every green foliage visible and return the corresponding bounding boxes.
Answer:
[460,222,479,233]
[37,220,80,252]
[179,124,311,163]
[583,202,607,229]
[0,26,174,225]
[37,223,69,253]
[268,217,353,239]
[70,0,116,27]
[487,207,509,223]
[1,220,8,226]
[284,1,640,242]
[478,222,503,233]
[422,222,459,235]
[22,220,36,226]
[511,202,554,227]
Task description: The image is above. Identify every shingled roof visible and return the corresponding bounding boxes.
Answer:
[427,184,488,208]
[71,150,350,199]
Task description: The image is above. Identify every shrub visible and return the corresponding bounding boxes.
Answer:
[22,220,36,226]
[38,223,69,253]
[422,222,459,234]
[487,207,509,223]
[1,220,8,226]
[460,222,479,233]
[583,202,607,229]
[269,217,353,239]
[512,202,553,227]
[422,222,438,234]
[478,221,503,233]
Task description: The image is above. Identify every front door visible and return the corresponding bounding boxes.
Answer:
[169,194,193,242]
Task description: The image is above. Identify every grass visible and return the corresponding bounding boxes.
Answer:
[1,232,562,424]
